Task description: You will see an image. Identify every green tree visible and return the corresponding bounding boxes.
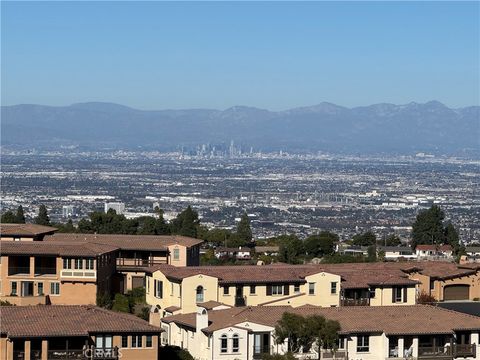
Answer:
[304,231,338,258]
[34,205,51,226]
[136,216,157,235]
[56,219,76,233]
[112,293,130,313]
[383,234,402,246]
[274,312,309,353]
[171,206,199,238]
[277,235,304,264]
[14,206,26,223]
[1,211,16,223]
[444,222,461,253]
[235,212,253,245]
[352,231,376,246]
[411,205,445,249]
[367,245,377,262]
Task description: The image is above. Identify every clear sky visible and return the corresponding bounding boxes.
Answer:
[1,1,479,110]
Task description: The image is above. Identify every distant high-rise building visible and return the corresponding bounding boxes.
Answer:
[104,202,125,215]
[62,205,76,218]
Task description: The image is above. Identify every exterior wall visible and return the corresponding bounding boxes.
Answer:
[168,244,188,267]
[437,273,480,301]
[408,272,432,297]
[113,334,159,360]
[346,334,385,360]
[369,286,416,306]
[0,253,116,306]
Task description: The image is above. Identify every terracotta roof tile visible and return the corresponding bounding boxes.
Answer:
[46,233,203,250]
[0,241,118,257]
[0,223,57,236]
[0,305,161,338]
[163,305,480,335]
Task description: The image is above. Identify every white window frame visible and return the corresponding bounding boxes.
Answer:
[50,282,60,295]
[75,258,83,270]
[86,258,94,270]
[173,248,180,260]
[357,335,369,352]
[232,334,240,353]
[331,282,337,294]
[196,285,204,303]
[272,285,283,295]
[220,334,228,353]
[309,282,315,295]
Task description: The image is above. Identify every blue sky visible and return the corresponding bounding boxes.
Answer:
[2,1,479,110]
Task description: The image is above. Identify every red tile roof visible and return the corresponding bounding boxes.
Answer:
[0,305,161,338]
[163,305,480,335]
[46,233,203,250]
[416,245,453,252]
[0,241,118,257]
[0,223,57,236]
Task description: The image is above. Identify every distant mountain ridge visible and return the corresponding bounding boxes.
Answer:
[1,101,479,155]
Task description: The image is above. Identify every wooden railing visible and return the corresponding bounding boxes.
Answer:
[453,344,476,357]
[116,258,167,268]
[341,298,370,306]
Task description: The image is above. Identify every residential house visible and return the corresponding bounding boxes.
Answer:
[0,241,117,306]
[0,305,161,360]
[377,246,417,261]
[415,245,453,260]
[215,247,252,260]
[161,304,480,360]
[0,224,57,242]
[46,233,203,293]
[145,263,418,318]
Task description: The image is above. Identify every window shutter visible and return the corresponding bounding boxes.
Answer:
[284,284,290,295]
[392,287,396,303]
[403,287,408,303]
[154,280,158,297]
[159,281,163,298]
[266,285,272,296]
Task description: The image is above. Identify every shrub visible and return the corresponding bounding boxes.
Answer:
[416,291,437,304]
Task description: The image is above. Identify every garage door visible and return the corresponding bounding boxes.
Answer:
[444,285,469,300]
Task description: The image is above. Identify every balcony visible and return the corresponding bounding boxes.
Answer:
[34,267,57,277]
[453,344,476,358]
[341,298,370,306]
[2,295,46,306]
[116,257,167,270]
[8,266,31,276]
[235,296,246,307]
[418,345,452,359]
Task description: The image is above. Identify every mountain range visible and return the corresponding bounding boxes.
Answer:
[1,101,479,155]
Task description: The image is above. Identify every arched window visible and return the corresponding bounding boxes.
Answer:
[220,334,228,353]
[196,285,204,303]
[232,334,240,353]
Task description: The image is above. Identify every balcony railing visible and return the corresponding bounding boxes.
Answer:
[453,344,476,357]
[341,298,370,306]
[116,258,167,268]
[418,345,452,358]
[13,351,25,360]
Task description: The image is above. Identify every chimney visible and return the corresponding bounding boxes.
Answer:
[196,306,209,332]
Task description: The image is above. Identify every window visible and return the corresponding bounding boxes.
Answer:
[86,258,94,270]
[357,335,369,352]
[75,258,83,270]
[394,287,403,302]
[173,248,180,261]
[121,336,128,348]
[369,288,376,299]
[294,284,300,293]
[146,278,149,293]
[11,282,17,296]
[220,334,228,353]
[132,335,142,348]
[63,258,71,269]
[154,280,163,298]
[430,280,435,290]
[232,334,239,353]
[309,282,315,295]
[146,335,152,348]
[271,285,283,295]
[331,282,337,294]
[38,282,44,295]
[250,285,256,294]
[14,237,20,242]
[338,337,346,349]
[196,286,204,303]
[50,282,60,295]
[223,286,230,295]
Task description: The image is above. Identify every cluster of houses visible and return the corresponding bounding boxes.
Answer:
[0,223,479,360]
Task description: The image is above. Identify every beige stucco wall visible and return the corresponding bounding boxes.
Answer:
[369,286,416,306]
[168,244,188,267]
[113,334,158,360]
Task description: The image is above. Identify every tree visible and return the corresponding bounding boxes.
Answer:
[352,231,376,246]
[416,291,436,304]
[444,222,461,253]
[56,219,76,233]
[277,235,304,264]
[171,206,199,238]
[383,234,402,247]
[411,205,445,249]
[1,211,16,223]
[112,293,130,313]
[274,312,309,353]
[14,206,26,223]
[367,245,377,262]
[34,205,51,226]
[235,212,253,245]
[305,315,341,360]
[304,231,338,258]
